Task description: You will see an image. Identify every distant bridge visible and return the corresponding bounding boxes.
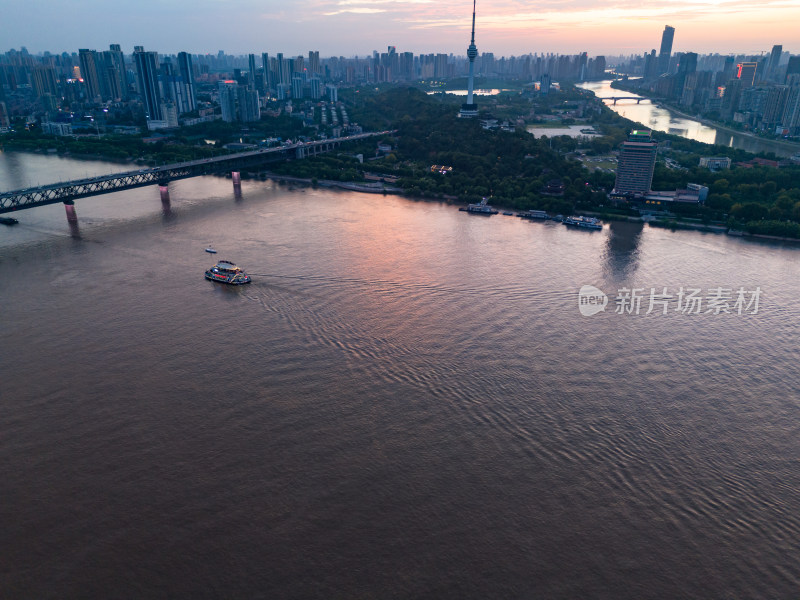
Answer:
[597,96,654,105]
[0,131,389,216]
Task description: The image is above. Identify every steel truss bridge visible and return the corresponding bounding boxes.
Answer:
[0,131,389,215]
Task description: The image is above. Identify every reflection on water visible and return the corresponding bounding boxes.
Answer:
[578,81,800,157]
[602,220,644,281]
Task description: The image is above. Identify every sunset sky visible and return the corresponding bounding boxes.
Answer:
[4,0,799,57]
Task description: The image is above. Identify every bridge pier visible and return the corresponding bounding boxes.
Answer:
[232,171,241,188]
[159,184,170,205]
[64,200,78,223]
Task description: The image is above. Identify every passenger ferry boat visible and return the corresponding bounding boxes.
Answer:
[563,216,603,230]
[205,260,252,285]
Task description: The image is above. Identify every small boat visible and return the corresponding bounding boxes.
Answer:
[0,216,19,226]
[205,260,251,285]
[205,247,217,253]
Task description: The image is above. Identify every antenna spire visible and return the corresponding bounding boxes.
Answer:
[471,0,476,44]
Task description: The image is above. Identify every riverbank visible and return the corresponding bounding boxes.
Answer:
[603,81,800,156]
[264,172,402,195]
[662,105,800,156]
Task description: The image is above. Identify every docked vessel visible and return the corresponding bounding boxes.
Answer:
[465,197,498,215]
[0,216,19,226]
[563,216,603,230]
[205,260,252,285]
[518,209,548,220]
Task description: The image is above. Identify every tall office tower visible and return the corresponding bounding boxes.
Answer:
[737,62,758,87]
[237,86,260,122]
[78,49,102,101]
[261,53,273,92]
[134,48,163,122]
[613,130,658,196]
[657,25,675,75]
[767,45,783,80]
[218,80,238,122]
[177,52,197,112]
[248,54,257,90]
[308,50,320,75]
[459,0,479,117]
[108,44,128,100]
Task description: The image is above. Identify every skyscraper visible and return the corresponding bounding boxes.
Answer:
[177,52,197,112]
[613,130,658,196]
[657,25,675,75]
[309,50,320,76]
[134,48,163,122]
[459,0,479,118]
[79,49,102,101]
[218,80,238,122]
[767,45,783,81]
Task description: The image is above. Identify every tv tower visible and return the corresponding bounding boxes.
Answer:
[459,0,479,118]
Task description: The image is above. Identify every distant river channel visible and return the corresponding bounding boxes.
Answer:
[578,80,800,157]
[2,151,800,598]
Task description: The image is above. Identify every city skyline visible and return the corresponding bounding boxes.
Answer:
[4,0,800,57]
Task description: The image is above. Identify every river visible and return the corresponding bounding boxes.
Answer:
[2,151,800,598]
[578,80,800,158]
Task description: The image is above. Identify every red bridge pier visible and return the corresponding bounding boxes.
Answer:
[64,200,78,223]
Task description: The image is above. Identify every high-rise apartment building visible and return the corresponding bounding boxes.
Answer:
[218,80,238,122]
[261,52,273,92]
[657,25,675,75]
[308,50,320,76]
[78,49,102,101]
[613,130,658,196]
[737,62,758,87]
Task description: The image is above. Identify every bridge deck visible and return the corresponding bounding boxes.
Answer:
[0,131,389,214]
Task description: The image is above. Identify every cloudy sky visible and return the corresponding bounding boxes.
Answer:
[4,0,798,57]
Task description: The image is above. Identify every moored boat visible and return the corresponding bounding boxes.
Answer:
[518,209,548,220]
[205,260,252,285]
[465,197,498,215]
[0,216,19,226]
[563,216,603,230]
